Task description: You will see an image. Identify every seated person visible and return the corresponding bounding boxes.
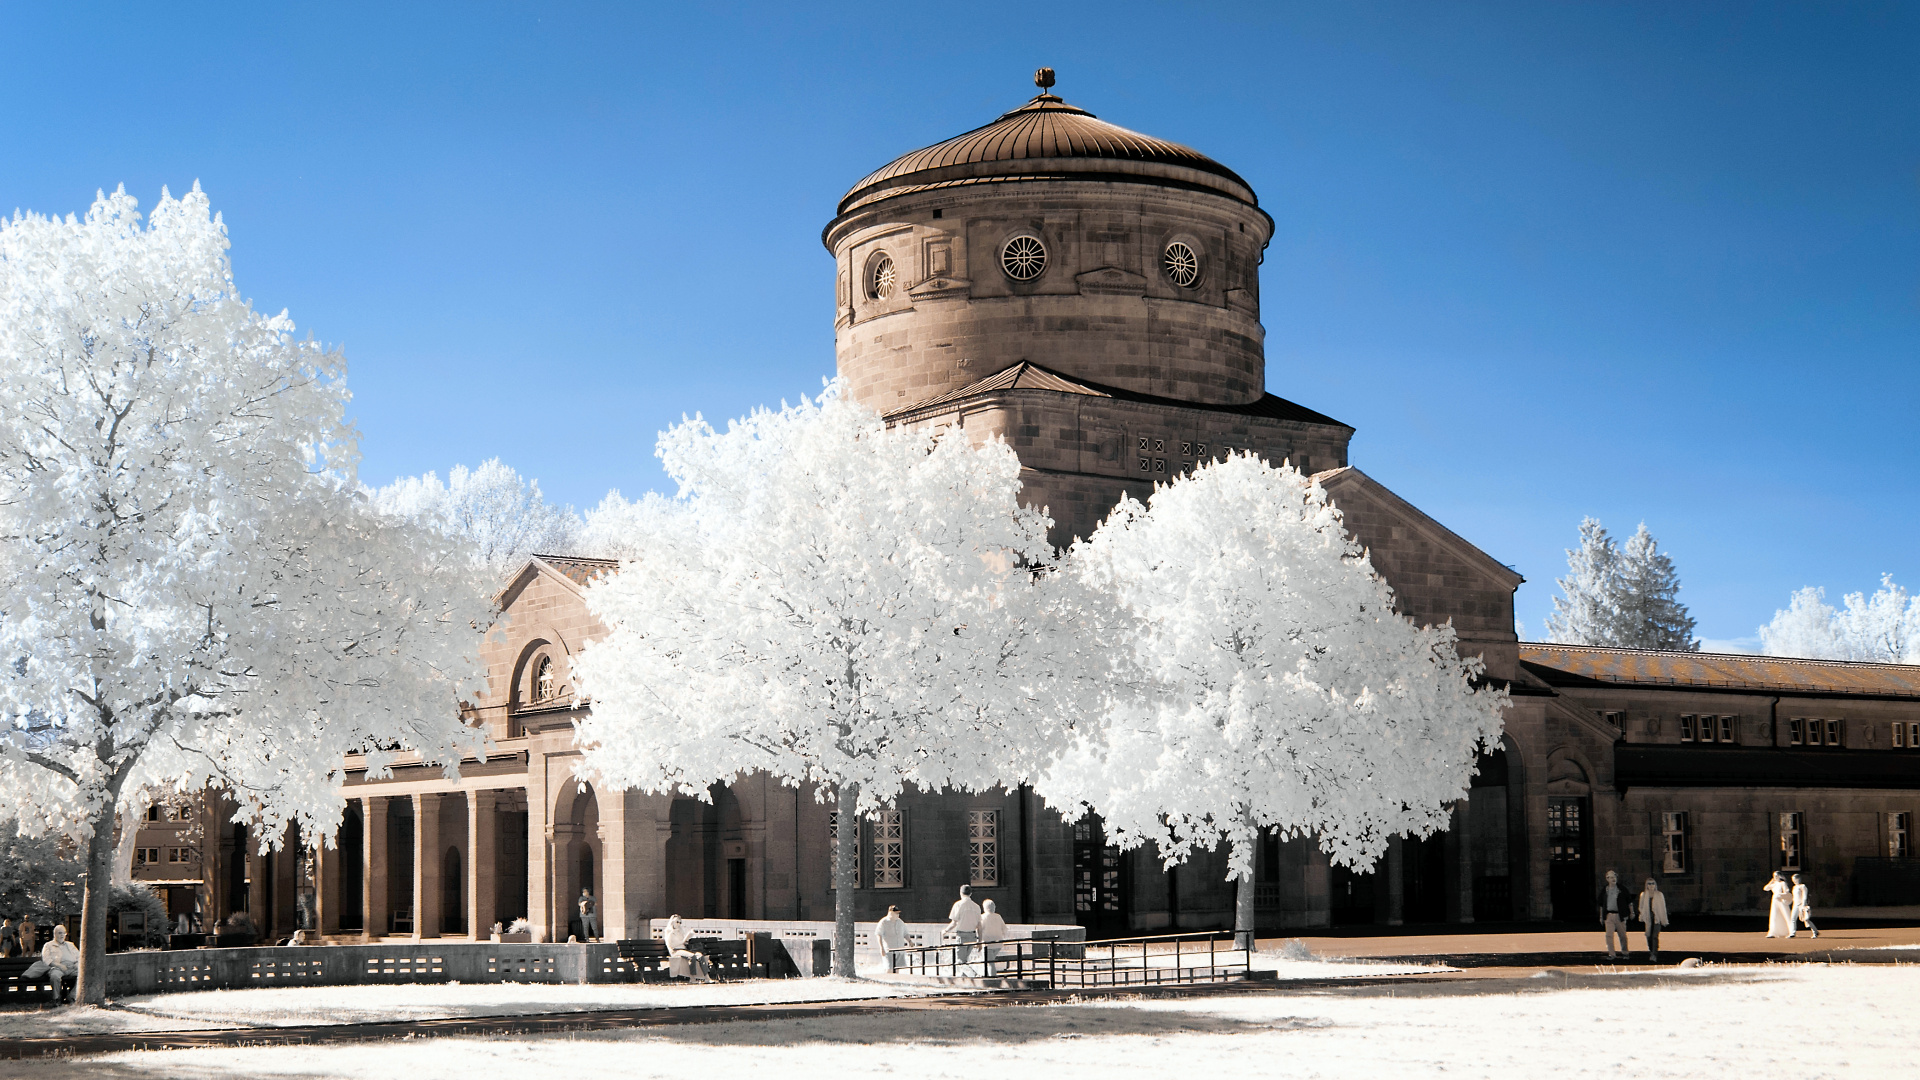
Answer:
[663,915,714,982]
[24,924,80,1005]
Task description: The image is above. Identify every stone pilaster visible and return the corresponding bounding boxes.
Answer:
[363,797,389,939]
[414,793,442,939]
[469,789,497,939]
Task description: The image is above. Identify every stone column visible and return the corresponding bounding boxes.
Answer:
[528,774,551,942]
[315,842,336,936]
[1384,835,1405,926]
[245,843,268,935]
[414,793,443,939]
[469,789,497,939]
[364,797,389,940]
[598,790,633,941]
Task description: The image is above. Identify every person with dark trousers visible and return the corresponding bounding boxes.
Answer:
[1596,868,1634,959]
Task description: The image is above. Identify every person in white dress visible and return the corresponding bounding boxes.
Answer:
[1789,874,1820,939]
[978,899,1009,972]
[876,905,910,972]
[1762,871,1794,938]
[663,915,714,982]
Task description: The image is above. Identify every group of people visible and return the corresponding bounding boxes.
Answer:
[2,918,79,1005]
[1600,867,1822,962]
[1762,870,1820,939]
[1597,869,1670,961]
[875,885,1009,972]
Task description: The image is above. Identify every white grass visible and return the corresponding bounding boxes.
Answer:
[9,962,1915,1078]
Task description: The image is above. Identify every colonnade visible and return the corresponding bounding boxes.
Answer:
[309,788,528,941]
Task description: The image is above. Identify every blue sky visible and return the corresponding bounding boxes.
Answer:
[5,2,1915,648]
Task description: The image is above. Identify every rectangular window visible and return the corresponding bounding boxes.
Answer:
[1910,723,1920,749]
[828,812,860,890]
[1789,718,1804,746]
[1719,716,1736,744]
[144,806,162,822]
[1779,812,1803,870]
[1826,719,1843,747]
[168,804,194,822]
[1661,812,1688,874]
[968,810,1000,887]
[1897,723,1909,749]
[167,847,192,864]
[1679,715,1696,742]
[134,847,159,867]
[871,810,904,888]
[1890,813,1912,859]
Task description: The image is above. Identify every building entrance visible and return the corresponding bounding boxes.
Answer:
[1547,795,1592,922]
[1072,818,1129,939]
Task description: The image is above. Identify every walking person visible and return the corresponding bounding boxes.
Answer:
[1637,877,1669,963]
[16,918,37,957]
[876,905,909,972]
[0,916,16,958]
[945,884,983,968]
[577,888,599,941]
[1789,874,1820,939]
[1763,871,1793,938]
[1596,869,1634,959]
[978,898,1008,974]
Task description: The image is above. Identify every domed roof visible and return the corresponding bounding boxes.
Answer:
[836,86,1259,216]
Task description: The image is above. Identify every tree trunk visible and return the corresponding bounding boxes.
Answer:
[832,781,859,978]
[76,803,117,1005]
[1233,871,1256,952]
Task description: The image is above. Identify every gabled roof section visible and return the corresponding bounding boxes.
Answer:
[495,553,621,608]
[884,360,1350,430]
[1313,466,1524,590]
[1520,643,1920,700]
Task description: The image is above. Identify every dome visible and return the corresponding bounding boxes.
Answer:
[836,89,1259,216]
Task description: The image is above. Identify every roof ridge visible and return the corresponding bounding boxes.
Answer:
[1520,641,1920,672]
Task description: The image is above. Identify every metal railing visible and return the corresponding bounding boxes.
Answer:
[888,930,1249,988]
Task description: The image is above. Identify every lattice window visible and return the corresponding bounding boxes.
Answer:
[535,656,555,702]
[1001,235,1046,281]
[1547,798,1583,862]
[1890,813,1911,858]
[872,810,904,888]
[968,810,999,887]
[1661,812,1688,874]
[867,252,895,300]
[1162,241,1200,287]
[828,811,860,890]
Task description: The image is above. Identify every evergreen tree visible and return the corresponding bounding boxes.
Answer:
[1544,518,1698,651]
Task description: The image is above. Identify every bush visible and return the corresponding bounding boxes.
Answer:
[108,884,171,948]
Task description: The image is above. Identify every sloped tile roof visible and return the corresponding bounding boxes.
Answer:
[1520,643,1920,699]
[884,361,1349,430]
[533,554,621,588]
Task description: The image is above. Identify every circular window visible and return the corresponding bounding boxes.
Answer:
[1000,235,1047,281]
[866,253,896,300]
[1163,242,1201,288]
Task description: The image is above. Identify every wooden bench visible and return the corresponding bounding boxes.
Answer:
[0,957,61,1006]
[690,938,766,980]
[614,939,674,983]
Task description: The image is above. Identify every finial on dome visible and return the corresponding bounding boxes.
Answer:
[1034,67,1056,92]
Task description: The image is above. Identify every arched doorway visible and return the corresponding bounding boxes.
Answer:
[555,783,600,941]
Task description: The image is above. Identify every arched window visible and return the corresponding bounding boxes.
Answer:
[535,656,555,702]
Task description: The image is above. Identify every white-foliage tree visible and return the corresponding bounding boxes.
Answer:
[1544,518,1698,651]
[0,186,490,1002]
[1038,455,1508,940]
[570,386,1104,975]
[1759,576,1920,662]
[372,458,583,574]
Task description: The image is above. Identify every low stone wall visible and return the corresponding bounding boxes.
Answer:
[103,942,622,999]
[646,917,1085,968]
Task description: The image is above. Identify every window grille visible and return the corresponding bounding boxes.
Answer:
[867,253,895,300]
[968,810,999,887]
[1000,235,1047,281]
[534,657,554,702]
[1162,241,1201,287]
[828,812,860,890]
[871,810,904,888]
[1661,812,1688,874]
[1890,813,1912,859]
[1547,798,1584,862]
